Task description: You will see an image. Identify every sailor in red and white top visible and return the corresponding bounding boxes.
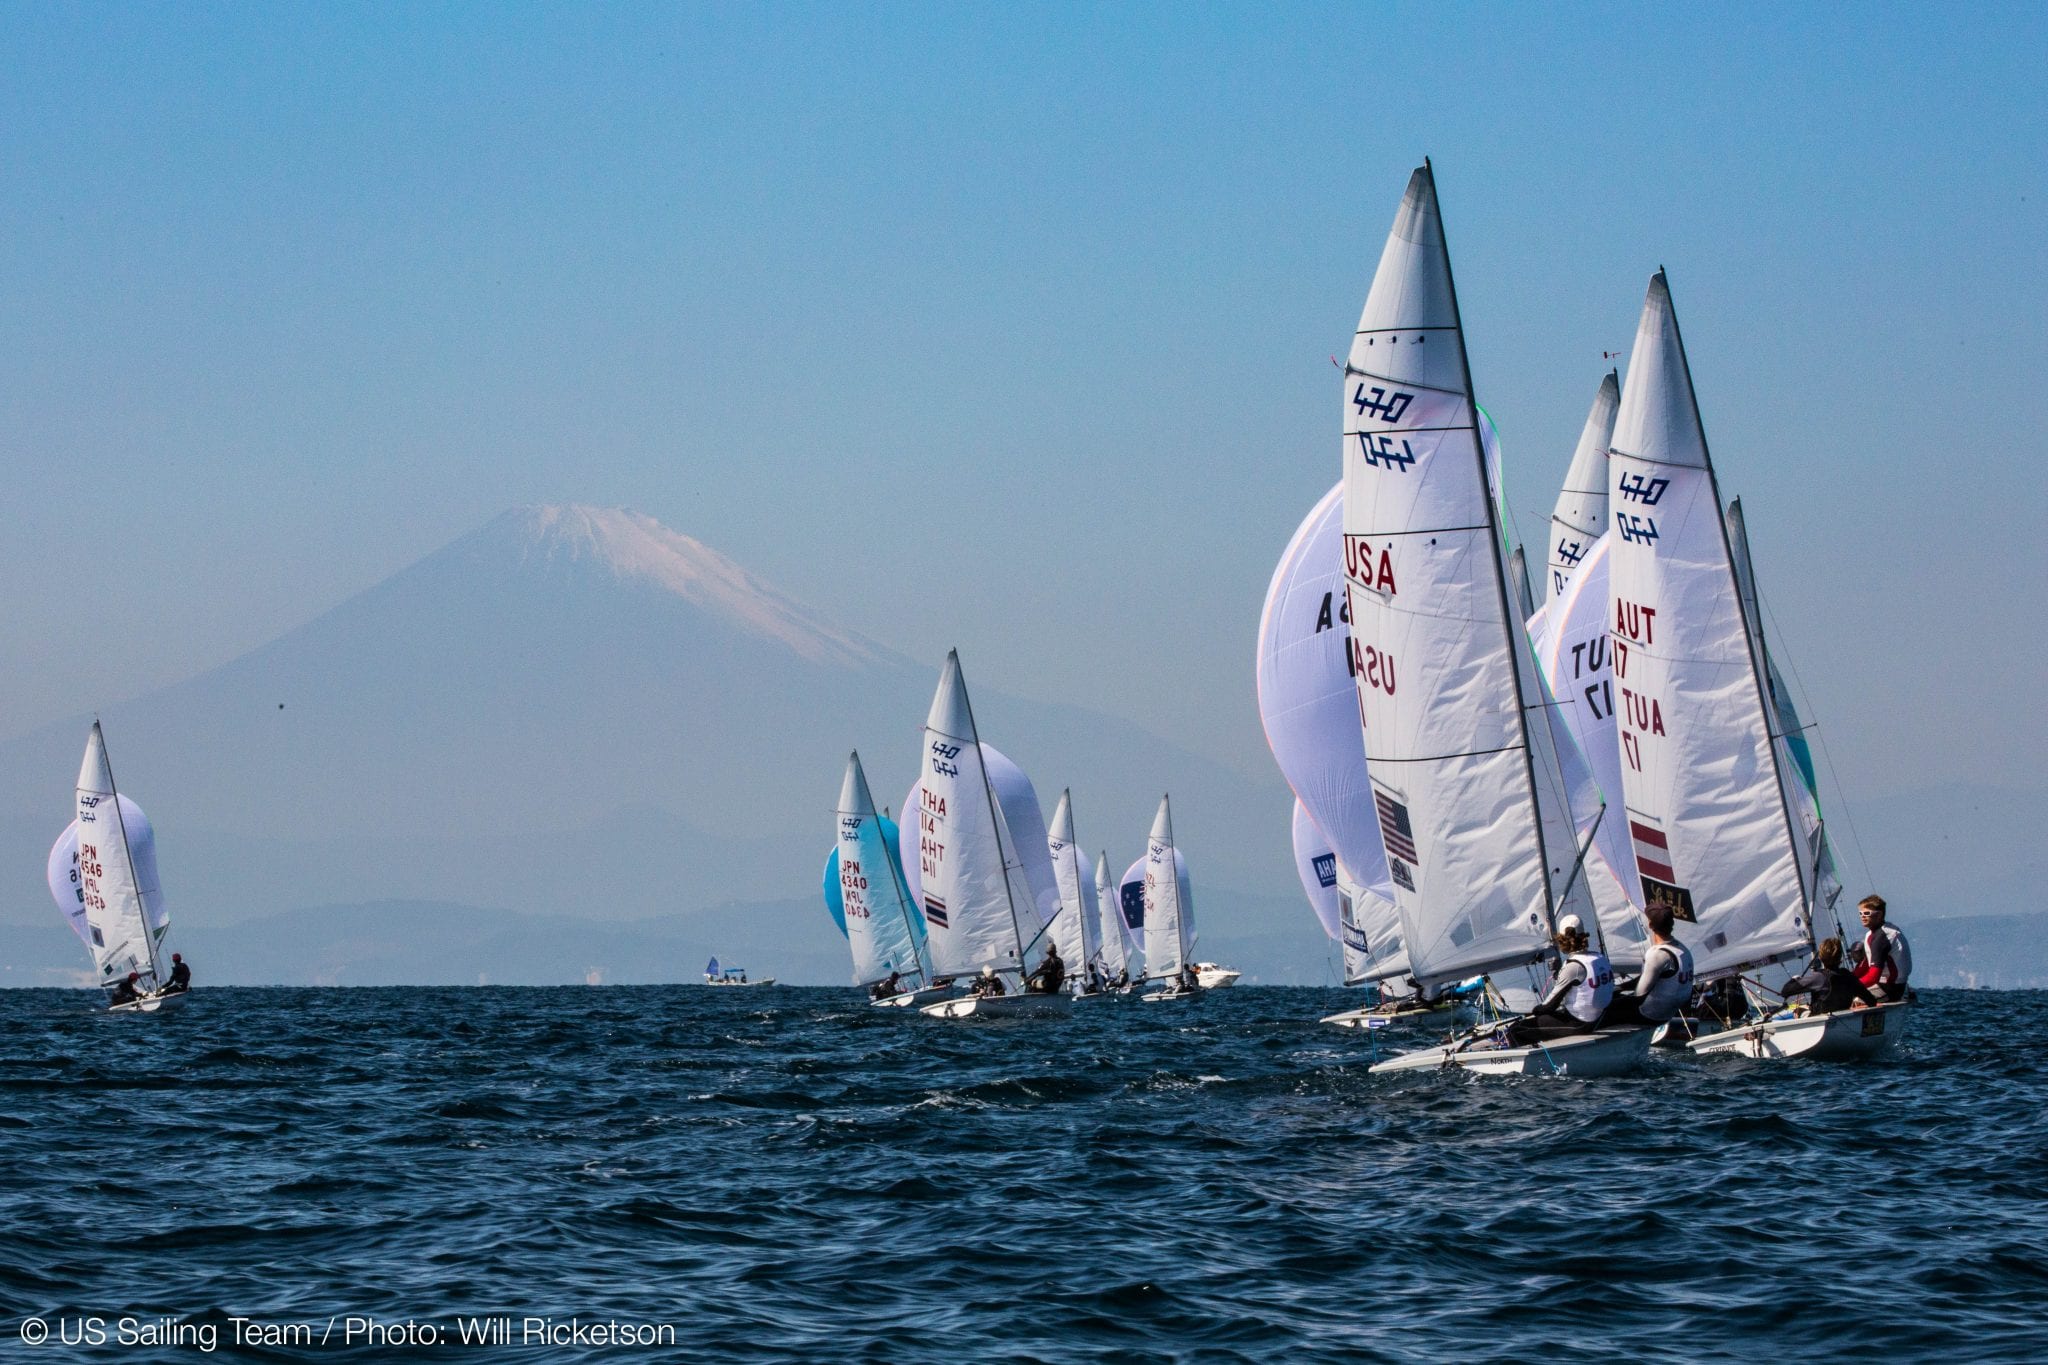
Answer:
[1854,895,1912,1003]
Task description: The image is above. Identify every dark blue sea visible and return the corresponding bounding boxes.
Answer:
[0,987,2039,1362]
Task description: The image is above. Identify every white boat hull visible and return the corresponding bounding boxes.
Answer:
[871,986,954,1008]
[108,990,189,1015]
[1370,1026,1654,1077]
[1687,1001,1909,1060]
[704,978,776,988]
[920,992,1073,1020]
[1193,965,1240,989]
[1140,987,1201,1002]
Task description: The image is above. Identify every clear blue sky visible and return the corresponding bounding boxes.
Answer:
[3,3,2042,814]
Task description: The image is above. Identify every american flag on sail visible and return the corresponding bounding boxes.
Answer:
[923,895,948,929]
[1374,786,1417,865]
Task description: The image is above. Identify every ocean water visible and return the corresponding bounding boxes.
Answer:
[0,986,2039,1362]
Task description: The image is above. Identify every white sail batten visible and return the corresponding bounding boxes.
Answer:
[836,752,926,987]
[1341,165,1559,989]
[1548,371,1621,601]
[1605,274,1812,979]
[1141,796,1192,981]
[75,723,166,989]
[914,653,1042,978]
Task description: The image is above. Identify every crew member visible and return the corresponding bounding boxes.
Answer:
[1854,896,1912,1002]
[161,953,192,994]
[108,971,144,1006]
[1026,944,1065,995]
[1601,906,1693,1027]
[1507,915,1612,1043]
[1776,936,1878,1013]
[972,966,1007,998]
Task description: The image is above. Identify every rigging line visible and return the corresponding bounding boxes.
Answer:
[1354,325,1460,335]
[1604,446,1709,472]
[1757,595,1878,891]
[1364,740,1528,765]
[1341,367,1468,398]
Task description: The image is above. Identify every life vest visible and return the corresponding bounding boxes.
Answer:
[1638,940,1695,1022]
[1564,951,1615,1023]
[1865,924,1910,985]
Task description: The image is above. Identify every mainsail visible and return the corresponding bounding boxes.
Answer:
[49,796,166,951]
[835,751,928,987]
[1255,482,1409,981]
[1141,796,1192,982]
[1046,790,1103,974]
[1341,164,1588,989]
[1547,371,1621,601]
[1605,272,1813,978]
[75,723,168,990]
[910,652,1051,979]
[1093,851,1129,979]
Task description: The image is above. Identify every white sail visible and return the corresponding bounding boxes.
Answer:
[1045,790,1102,973]
[1255,482,1409,981]
[1141,796,1192,980]
[835,752,926,987]
[1337,873,1376,987]
[898,743,1061,945]
[1606,273,1812,978]
[1093,851,1128,978]
[75,723,168,989]
[1341,164,1567,988]
[1290,800,1342,941]
[911,653,1045,978]
[1547,370,1621,601]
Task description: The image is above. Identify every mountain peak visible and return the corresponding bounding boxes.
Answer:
[482,504,895,668]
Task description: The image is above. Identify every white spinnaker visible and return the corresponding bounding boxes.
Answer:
[836,752,926,986]
[1255,482,1409,982]
[1606,273,1812,979]
[49,798,165,949]
[1046,790,1103,972]
[912,653,1045,978]
[75,723,167,989]
[1291,800,1343,941]
[1548,370,1621,601]
[1141,797,1192,980]
[1727,498,1845,941]
[1093,851,1128,978]
[1341,165,1563,989]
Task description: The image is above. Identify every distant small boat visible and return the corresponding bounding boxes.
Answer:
[1135,796,1204,1003]
[703,957,775,988]
[1192,963,1240,990]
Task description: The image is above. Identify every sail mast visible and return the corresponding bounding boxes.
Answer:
[1427,159,1562,942]
[1659,273,1814,951]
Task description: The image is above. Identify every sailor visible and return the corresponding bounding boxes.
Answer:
[870,968,902,1001]
[1854,895,1912,1002]
[1508,916,1612,1043]
[1775,937,1878,1014]
[1177,962,1199,994]
[972,966,1007,998]
[1026,944,1065,995]
[161,953,192,994]
[1600,905,1693,1027]
[108,971,144,1006]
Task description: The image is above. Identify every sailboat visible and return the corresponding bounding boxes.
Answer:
[1339,164,1649,1077]
[1136,796,1208,1000]
[913,652,1071,1020]
[66,722,184,1013]
[1092,851,1135,992]
[702,957,775,987]
[1045,791,1110,995]
[835,752,950,1007]
[1602,274,1894,1058]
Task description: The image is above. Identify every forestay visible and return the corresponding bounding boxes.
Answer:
[75,724,168,990]
[1547,371,1621,602]
[1605,273,1813,979]
[835,751,927,987]
[1256,482,1408,981]
[1340,164,1583,988]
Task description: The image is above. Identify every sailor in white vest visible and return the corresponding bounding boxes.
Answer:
[1507,915,1613,1044]
[1853,894,1911,1002]
[1601,904,1694,1028]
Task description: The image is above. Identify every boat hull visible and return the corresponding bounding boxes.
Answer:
[704,978,776,988]
[1140,987,1201,1002]
[1193,965,1240,989]
[1369,1026,1654,1077]
[871,986,955,1008]
[108,991,189,1015]
[919,992,1072,1020]
[1687,1001,1909,1060]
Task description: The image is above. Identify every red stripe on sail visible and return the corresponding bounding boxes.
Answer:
[1629,821,1669,850]
[1636,855,1676,881]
